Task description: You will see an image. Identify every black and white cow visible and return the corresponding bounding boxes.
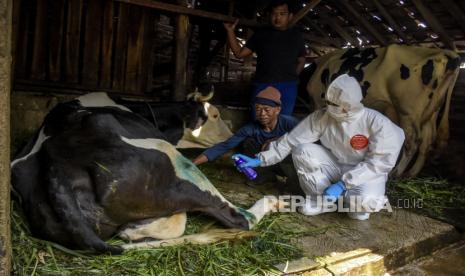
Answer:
[11,92,278,253]
[114,90,233,148]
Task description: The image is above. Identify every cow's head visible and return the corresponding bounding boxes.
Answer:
[176,89,233,148]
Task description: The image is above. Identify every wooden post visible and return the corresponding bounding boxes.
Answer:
[222,0,234,83]
[173,0,189,101]
[0,0,12,273]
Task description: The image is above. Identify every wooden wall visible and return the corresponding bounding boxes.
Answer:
[13,0,155,95]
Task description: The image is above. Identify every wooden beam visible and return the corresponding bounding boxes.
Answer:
[323,18,358,46]
[289,0,322,26]
[411,0,456,50]
[303,18,341,48]
[173,0,190,101]
[372,0,410,43]
[337,0,388,46]
[0,0,12,273]
[301,32,343,47]
[307,44,323,56]
[115,0,260,27]
[440,0,465,36]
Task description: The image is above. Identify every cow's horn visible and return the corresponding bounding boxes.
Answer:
[197,90,214,102]
[186,87,200,101]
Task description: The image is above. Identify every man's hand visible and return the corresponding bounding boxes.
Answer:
[193,154,208,165]
[232,153,261,168]
[323,181,346,200]
[223,19,239,32]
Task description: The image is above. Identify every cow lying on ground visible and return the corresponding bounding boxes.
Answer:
[11,92,278,253]
[302,44,460,177]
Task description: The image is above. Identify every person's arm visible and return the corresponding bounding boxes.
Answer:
[296,56,306,75]
[195,125,253,164]
[257,111,325,166]
[224,20,253,59]
[341,117,405,189]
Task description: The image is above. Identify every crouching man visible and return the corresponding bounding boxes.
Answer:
[233,74,405,220]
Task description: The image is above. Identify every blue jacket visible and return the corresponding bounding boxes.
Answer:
[203,115,299,161]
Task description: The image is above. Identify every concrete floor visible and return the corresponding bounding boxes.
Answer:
[393,241,465,275]
[194,155,465,274]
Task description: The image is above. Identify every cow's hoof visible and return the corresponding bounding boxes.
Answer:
[92,243,124,255]
[105,245,124,255]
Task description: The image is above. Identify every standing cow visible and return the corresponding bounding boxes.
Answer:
[11,92,278,253]
[302,45,460,177]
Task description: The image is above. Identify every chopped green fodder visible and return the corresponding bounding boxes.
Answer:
[12,201,306,275]
[387,177,465,218]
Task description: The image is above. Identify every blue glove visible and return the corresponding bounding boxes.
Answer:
[323,181,346,200]
[231,153,261,168]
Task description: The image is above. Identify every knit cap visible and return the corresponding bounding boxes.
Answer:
[255,86,281,106]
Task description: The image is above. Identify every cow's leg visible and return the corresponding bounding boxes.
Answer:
[393,116,419,177]
[406,117,436,177]
[118,213,187,241]
[46,164,122,254]
[164,180,252,230]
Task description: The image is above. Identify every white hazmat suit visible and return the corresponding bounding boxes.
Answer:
[257,74,405,220]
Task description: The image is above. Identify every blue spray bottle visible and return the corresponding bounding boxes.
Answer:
[233,156,258,180]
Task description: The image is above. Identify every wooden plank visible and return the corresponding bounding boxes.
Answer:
[372,0,410,43]
[137,10,153,93]
[100,0,115,89]
[13,0,30,79]
[173,1,189,101]
[112,3,129,91]
[0,0,12,272]
[440,0,465,36]
[115,0,260,27]
[82,0,103,86]
[30,0,47,80]
[411,0,456,50]
[11,0,22,80]
[64,0,83,83]
[48,0,66,81]
[124,5,145,93]
[337,0,388,46]
[289,0,321,26]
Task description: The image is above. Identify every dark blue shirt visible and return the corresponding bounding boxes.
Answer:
[245,27,306,82]
[203,115,300,161]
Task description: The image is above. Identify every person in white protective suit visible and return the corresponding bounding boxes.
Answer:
[232,74,405,220]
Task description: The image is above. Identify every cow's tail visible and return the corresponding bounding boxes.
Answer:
[47,165,123,254]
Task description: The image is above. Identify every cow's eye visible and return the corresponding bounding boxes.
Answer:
[212,114,218,119]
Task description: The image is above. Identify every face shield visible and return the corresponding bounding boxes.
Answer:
[325,74,364,122]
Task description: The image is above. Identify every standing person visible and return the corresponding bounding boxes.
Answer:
[193,86,299,167]
[224,0,306,116]
[233,74,405,220]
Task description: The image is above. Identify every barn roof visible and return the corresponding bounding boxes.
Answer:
[119,0,465,55]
